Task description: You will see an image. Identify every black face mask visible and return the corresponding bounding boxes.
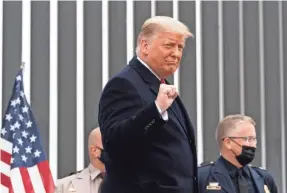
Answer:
[230,139,256,166]
[99,150,105,163]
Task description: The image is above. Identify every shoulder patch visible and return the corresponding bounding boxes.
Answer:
[199,161,214,167]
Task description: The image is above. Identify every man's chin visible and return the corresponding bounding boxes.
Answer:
[169,66,178,73]
[162,69,177,77]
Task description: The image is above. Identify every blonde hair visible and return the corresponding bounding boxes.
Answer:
[215,114,256,147]
[135,16,193,55]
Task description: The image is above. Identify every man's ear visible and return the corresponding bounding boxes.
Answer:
[223,138,232,150]
[90,145,99,158]
[140,39,149,55]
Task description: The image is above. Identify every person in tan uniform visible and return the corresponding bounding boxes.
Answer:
[56,127,105,193]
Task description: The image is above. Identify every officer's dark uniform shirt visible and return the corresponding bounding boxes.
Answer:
[198,156,278,193]
[221,156,256,193]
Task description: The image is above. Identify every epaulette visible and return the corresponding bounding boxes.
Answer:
[199,161,215,167]
[249,165,266,170]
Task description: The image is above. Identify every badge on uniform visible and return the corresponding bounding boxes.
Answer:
[68,182,76,192]
[68,187,76,192]
[206,182,221,190]
[264,185,270,193]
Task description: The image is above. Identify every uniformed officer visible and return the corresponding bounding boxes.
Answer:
[198,114,277,193]
[56,127,105,193]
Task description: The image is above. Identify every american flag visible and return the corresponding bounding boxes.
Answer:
[0,67,55,193]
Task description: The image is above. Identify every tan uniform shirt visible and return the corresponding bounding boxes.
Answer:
[56,164,103,193]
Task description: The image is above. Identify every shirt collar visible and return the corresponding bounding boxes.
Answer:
[137,56,160,80]
[220,156,250,178]
[88,163,102,181]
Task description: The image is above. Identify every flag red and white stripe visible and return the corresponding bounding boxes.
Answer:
[1,138,55,193]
